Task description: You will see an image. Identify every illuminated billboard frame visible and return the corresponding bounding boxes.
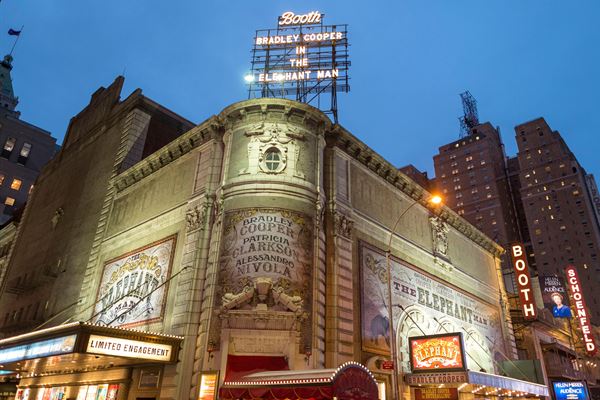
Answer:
[408,333,467,373]
[552,381,589,400]
[247,10,350,122]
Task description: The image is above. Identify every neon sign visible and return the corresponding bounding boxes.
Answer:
[278,11,322,26]
[509,243,537,320]
[247,11,350,122]
[566,266,597,355]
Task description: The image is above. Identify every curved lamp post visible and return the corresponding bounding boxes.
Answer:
[385,194,442,400]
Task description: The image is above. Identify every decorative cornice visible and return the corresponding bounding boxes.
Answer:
[327,125,505,258]
[114,116,223,191]
[218,98,332,134]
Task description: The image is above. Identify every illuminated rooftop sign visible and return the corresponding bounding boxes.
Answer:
[246,11,350,122]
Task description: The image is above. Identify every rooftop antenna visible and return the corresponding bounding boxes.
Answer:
[459,90,479,138]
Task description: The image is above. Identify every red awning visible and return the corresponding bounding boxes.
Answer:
[225,354,290,381]
[220,361,378,400]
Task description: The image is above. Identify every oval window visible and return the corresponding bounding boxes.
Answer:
[264,147,282,171]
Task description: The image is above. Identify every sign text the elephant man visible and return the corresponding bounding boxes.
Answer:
[246,11,350,122]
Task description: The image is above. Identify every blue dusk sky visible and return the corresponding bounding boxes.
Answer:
[3,1,600,180]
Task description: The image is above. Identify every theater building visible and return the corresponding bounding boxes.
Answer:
[0,78,548,399]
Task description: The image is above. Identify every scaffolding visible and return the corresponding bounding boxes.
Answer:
[459,90,479,137]
[247,17,350,123]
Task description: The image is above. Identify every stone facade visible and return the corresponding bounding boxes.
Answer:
[0,91,516,400]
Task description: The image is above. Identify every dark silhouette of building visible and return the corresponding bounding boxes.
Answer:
[0,55,57,224]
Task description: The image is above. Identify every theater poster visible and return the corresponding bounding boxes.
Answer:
[93,236,176,327]
[540,275,572,318]
[360,242,501,366]
[219,208,312,302]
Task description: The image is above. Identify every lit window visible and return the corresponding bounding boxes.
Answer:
[10,179,21,191]
[19,143,31,158]
[467,164,474,170]
[454,185,461,190]
[471,188,478,194]
[451,161,458,167]
[1,137,15,158]
[561,181,565,186]
[3,137,15,152]
[458,209,465,215]
[560,226,566,231]
[535,229,542,235]
[487,193,492,198]
[465,156,473,162]
[0,174,4,186]
[28,184,34,194]
[456,193,463,199]
[491,220,497,225]
[452,169,459,175]
[4,197,14,206]
[480,160,486,165]
[573,190,580,196]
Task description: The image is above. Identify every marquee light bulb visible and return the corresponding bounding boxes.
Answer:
[244,74,255,83]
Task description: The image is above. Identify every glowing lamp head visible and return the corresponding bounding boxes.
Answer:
[429,195,443,206]
[244,74,255,83]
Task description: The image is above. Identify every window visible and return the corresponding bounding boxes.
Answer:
[4,197,15,206]
[20,142,31,157]
[10,179,21,191]
[452,169,459,175]
[17,142,32,164]
[1,137,15,158]
[0,174,4,186]
[264,148,282,171]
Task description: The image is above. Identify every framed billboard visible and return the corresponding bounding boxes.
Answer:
[409,333,466,373]
[92,235,176,327]
[552,381,589,400]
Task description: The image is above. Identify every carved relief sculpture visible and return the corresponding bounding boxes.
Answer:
[430,216,450,258]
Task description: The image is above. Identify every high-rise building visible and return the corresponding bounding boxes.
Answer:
[433,122,520,250]
[515,117,600,324]
[0,55,57,223]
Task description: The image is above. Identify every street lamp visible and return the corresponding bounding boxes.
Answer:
[385,194,442,400]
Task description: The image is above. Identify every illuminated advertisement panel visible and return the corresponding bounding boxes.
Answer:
[92,236,176,327]
[552,381,589,400]
[359,243,501,373]
[414,388,459,400]
[566,266,597,355]
[86,335,173,362]
[198,372,219,400]
[0,334,77,364]
[509,243,537,320]
[409,333,466,373]
[540,275,572,318]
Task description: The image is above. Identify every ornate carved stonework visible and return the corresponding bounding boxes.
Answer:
[51,207,64,230]
[240,122,305,178]
[334,212,354,239]
[430,216,450,258]
[186,203,208,231]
